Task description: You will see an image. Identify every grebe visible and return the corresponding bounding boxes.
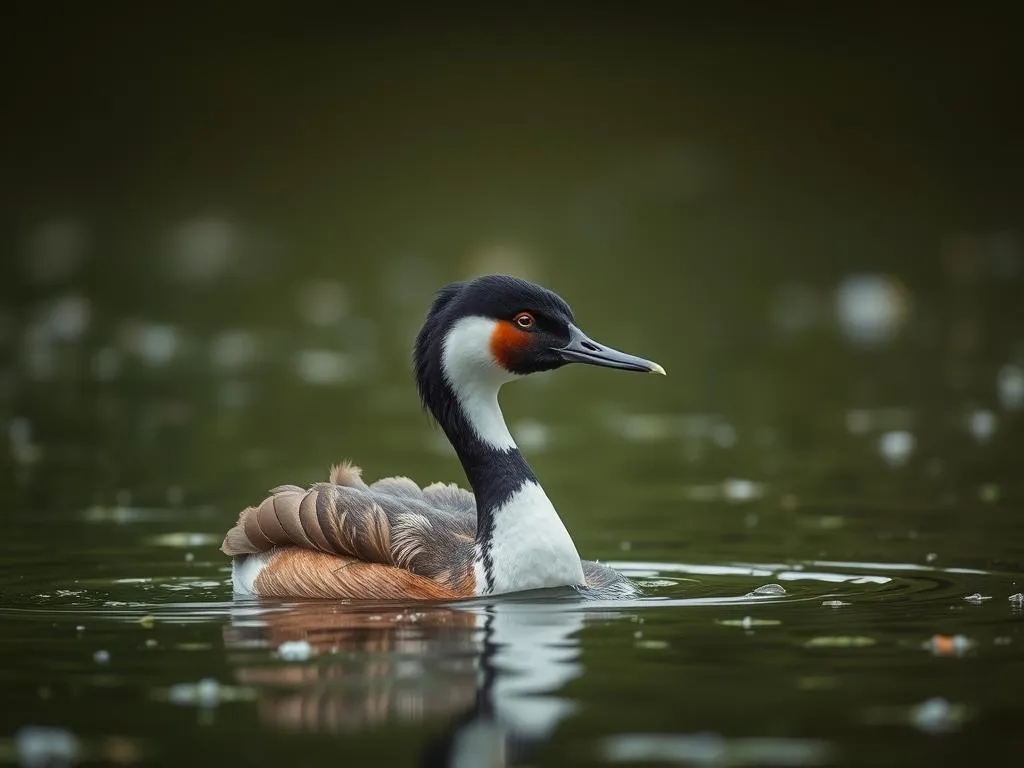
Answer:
[221,274,664,600]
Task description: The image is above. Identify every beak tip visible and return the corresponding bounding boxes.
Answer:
[649,362,667,376]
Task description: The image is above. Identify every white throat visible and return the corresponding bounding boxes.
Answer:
[475,482,585,595]
[441,315,586,594]
[441,315,520,450]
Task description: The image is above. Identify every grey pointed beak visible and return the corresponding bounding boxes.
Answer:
[558,324,666,374]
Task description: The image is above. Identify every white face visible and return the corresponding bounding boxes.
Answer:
[441,315,521,390]
[441,316,522,450]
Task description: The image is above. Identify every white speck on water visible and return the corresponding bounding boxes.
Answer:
[822,600,850,607]
[879,430,915,466]
[167,678,241,708]
[722,478,763,502]
[602,732,832,765]
[835,273,909,346]
[967,409,997,442]
[184,552,194,562]
[1008,592,1024,605]
[926,552,938,563]
[997,364,1024,410]
[911,697,964,733]
[711,422,737,448]
[963,593,991,604]
[127,322,179,367]
[145,639,158,649]
[42,294,91,342]
[75,625,85,633]
[93,649,110,664]
[15,725,81,768]
[277,640,313,662]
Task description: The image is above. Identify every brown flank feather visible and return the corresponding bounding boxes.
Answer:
[254,549,473,600]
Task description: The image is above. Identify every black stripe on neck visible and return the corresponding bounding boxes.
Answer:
[430,382,537,593]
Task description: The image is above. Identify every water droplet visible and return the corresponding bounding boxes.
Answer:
[277,640,313,662]
[997,364,1024,410]
[967,409,997,442]
[746,583,786,597]
[879,430,915,466]
[835,274,909,346]
[15,726,81,768]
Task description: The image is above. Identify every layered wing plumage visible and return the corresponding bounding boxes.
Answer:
[221,462,477,592]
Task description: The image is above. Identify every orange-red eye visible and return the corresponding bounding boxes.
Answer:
[514,312,535,329]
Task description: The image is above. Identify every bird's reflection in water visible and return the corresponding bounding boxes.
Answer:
[224,597,605,765]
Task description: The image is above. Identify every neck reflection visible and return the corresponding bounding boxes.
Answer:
[224,598,595,765]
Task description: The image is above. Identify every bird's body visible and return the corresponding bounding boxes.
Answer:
[222,275,663,601]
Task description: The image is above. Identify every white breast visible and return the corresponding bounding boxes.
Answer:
[475,482,585,595]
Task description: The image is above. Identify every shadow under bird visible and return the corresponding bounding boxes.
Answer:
[221,274,664,600]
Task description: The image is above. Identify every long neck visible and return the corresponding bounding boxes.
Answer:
[433,381,585,595]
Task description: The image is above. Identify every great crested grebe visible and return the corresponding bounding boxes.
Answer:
[222,274,664,600]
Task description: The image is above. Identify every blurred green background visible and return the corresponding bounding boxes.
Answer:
[1,3,1021,533]
[2,7,1024,767]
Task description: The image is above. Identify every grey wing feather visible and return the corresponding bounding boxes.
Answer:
[221,461,477,589]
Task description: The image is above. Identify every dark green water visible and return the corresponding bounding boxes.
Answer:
[2,7,1024,767]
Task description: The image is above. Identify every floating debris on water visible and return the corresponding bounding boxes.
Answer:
[967,409,997,442]
[822,600,850,608]
[75,625,85,633]
[926,634,973,657]
[636,639,669,650]
[745,583,787,597]
[93,650,110,664]
[15,726,81,768]
[145,639,158,649]
[276,640,314,662]
[805,636,875,648]
[998,364,1024,410]
[1009,592,1024,605]
[911,697,966,734]
[716,617,781,629]
[722,478,763,502]
[879,430,915,467]
[602,732,833,765]
[164,678,254,708]
[147,532,220,548]
[925,552,938,563]
[835,273,909,346]
[138,615,155,629]
[963,593,992,604]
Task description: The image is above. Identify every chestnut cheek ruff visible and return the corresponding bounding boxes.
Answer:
[488,320,531,373]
